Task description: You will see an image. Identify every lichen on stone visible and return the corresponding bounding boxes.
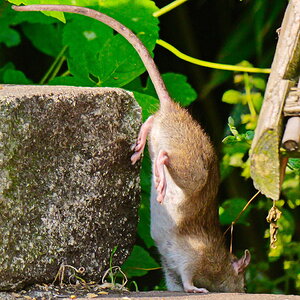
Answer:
[0,85,142,291]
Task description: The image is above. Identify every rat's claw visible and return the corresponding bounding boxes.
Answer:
[131,139,142,152]
[130,143,137,151]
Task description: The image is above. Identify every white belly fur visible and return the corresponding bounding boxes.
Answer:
[150,166,188,272]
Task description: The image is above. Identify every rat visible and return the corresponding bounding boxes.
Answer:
[12,4,251,293]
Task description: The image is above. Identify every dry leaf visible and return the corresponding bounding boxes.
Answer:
[98,291,109,295]
[87,293,98,298]
[11,293,21,298]
[266,205,282,248]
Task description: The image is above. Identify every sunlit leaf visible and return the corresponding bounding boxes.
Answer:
[222,89,242,104]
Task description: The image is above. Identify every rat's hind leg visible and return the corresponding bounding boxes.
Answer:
[161,262,183,292]
[131,116,154,164]
[154,150,169,203]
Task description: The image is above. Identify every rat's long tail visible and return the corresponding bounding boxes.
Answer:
[12,4,173,108]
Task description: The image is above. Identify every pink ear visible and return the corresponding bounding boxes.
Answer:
[232,249,251,274]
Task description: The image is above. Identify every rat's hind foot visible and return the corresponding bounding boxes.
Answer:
[183,282,209,293]
[182,275,209,293]
[154,150,169,203]
[131,116,154,164]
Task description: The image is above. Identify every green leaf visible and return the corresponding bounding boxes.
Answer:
[287,158,300,172]
[48,75,92,86]
[137,149,154,248]
[63,0,159,87]
[7,0,66,22]
[245,130,254,140]
[227,116,239,137]
[219,198,249,225]
[125,73,197,118]
[228,116,235,127]
[0,25,20,47]
[3,69,32,84]
[228,152,244,168]
[122,245,159,278]
[164,73,197,105]
[13,10,60,25]
[251,92,263,113]
[220,154,234,180]
[63,14,113,84]
[133,92,159,121]
[241,157,251,178]
[222,135,236,144]
[0,2,21,47]
[222,89,243,104]
[21,23,63,56]
[282,171,300,209]
[142,73,197,107]
[0,62,15,80]
[222,140,250,155]
[138,192,154,249]
[252,77,266,90]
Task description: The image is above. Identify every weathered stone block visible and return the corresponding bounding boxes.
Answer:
[0,85,142,291]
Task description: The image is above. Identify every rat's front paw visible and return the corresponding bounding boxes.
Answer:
[131,141,144,164]
[130,116,154,165]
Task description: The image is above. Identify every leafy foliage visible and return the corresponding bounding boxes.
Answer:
[0,0,299,295]
[220,71,300,294]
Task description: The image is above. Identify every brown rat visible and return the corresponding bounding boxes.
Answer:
[12,4,251,293]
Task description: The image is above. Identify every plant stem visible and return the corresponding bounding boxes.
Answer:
[48,55,66,82]
[153,0,188,17]
[39,45,68,84]
[157,39,271,74]
[244,72,257,116]
[61,70,71,77]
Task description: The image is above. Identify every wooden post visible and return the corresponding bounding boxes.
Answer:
[281,117,300,151]
[250,0,300,200]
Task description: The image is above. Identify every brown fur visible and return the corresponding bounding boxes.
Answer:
[154,101,220,235]
[150,101,249,292]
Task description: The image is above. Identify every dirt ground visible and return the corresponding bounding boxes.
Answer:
[1,289,300,300]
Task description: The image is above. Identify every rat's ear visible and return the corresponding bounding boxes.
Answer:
[232,249,251,274]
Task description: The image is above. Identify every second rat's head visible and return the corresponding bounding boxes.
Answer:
[193,249,251,293]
